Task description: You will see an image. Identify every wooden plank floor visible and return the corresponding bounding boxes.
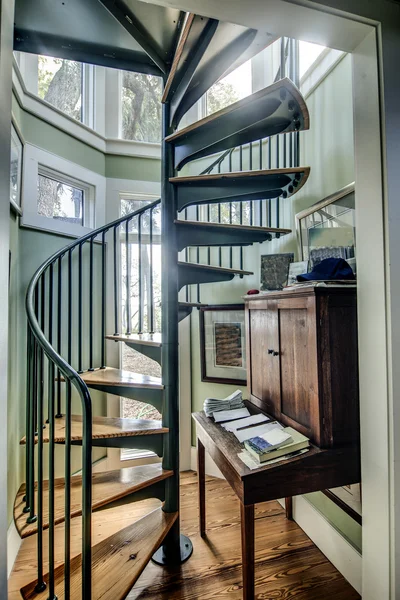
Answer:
[128,471,361,600]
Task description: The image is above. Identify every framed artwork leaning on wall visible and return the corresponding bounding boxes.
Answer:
[199,304,247,385]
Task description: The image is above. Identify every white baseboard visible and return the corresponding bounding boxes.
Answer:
[191,446,361,594]
[8,521,21,577]
[287,495,362,594]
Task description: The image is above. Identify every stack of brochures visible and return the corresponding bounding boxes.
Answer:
[203,390,244,417]
[243,426,309,464]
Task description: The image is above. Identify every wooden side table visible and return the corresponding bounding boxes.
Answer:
[193,409,360,600]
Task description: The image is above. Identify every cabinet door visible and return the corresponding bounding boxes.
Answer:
[247,302,281,418]
[276,296,318,440]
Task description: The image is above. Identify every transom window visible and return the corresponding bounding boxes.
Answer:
[121,71,162,142]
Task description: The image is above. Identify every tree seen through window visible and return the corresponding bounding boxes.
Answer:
[121,71,162,142]
[38,56,83,121]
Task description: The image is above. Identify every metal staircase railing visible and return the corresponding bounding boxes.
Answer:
[24,198,160,597]
[182,35,300,303]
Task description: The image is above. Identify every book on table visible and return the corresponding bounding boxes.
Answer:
[244,427,310,463]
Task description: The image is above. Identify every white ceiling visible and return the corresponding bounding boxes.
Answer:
[137,0,374,52]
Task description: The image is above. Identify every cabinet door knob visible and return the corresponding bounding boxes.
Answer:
[268,349,274,354]
[273,351,279,356]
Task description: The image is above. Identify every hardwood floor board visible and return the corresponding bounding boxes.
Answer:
[128,472,360,600]
[10,472,359,600]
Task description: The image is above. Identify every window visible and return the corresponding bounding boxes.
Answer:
[21,143,105,237]
[38,56,83,121]
[206,59,252,116]
[299,41,326,79]
[37,173,85,226]
[121,71,162,142]
[119,193,162,460]
[10,124,23,213]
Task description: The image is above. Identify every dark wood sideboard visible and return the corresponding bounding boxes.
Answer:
[193,285,360,600]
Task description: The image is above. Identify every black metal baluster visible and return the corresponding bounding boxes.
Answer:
[207,203,210,265]
[65,250,73,599]
[68,250,72,367]
[27,334,37,525]
[113,226,119,336]
[24,325,33,514]
[125,220,131,334]
[56,257,62,418]
[89,239,94,370]
[78,243,83,373]
[149,208,155,332]
[101,232,107,366]
[81,388,93,600]
[138,215,143,333]
[196,205,200,303]
[184,207,189,302]
[47,267,55,600]
[35,275,46,593]
[47,360,55,599]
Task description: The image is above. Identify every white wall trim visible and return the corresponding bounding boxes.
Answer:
[301,47,347,99]
[12,59,161,160]
[7,521,21,578]
[280,496,362,594]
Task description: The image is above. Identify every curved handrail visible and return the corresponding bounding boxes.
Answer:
[26,197,161,364]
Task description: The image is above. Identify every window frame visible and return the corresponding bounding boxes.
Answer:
[37,165,94,228]
[10,122,24,215]
[21,143,106,238]
[118,70,163,144]
[36,55,95,127]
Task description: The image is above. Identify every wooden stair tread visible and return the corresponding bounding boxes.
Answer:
[175,220,291,234]
[20,506,178,600]
[166,78,308,141]
[105,333,162,347]
[172,167,310,211]
[166,78,309,169]
[170,166,309,184]
[14,464,173,538]
[8,500,162,599]
[20,414,168,445]
[178,261,252,276]
[79,367,163,389]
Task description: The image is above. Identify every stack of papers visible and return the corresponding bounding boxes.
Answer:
[234,421,283,443]
[222,413,269,432]
[203,389,244,417]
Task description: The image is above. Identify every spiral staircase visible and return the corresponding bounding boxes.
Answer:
[9,3,310,599]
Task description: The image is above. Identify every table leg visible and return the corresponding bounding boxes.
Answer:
[197,438,206,537]
[240,502,255,600]
[285,496,293,520]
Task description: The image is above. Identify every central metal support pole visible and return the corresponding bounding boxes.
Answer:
[152,100,193,566]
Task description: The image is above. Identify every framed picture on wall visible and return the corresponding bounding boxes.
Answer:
[10,123,23,215]
[199,305,247,385]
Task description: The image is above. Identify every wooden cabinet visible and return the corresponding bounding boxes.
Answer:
[245,287,359,448]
